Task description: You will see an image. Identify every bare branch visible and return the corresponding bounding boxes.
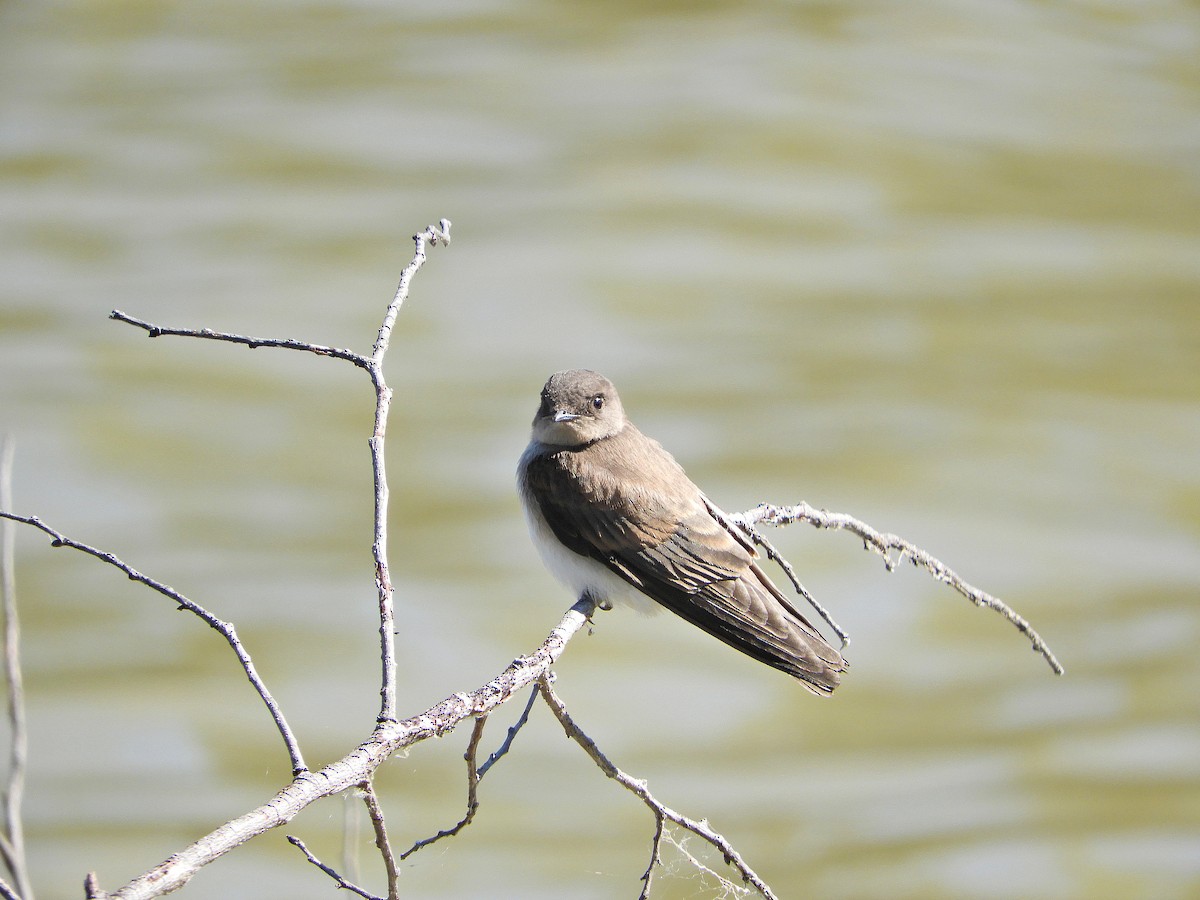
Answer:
[286,836,382,900]
[84,596,593,898]
[731,502,1065,675]
[0,439,31,900]
[398,714,485,861]
[750,524,850,645]
[359,784,399,900]
[108,219,453,726]
[372,219,450,362]
[477,684,538,780]
[367,219,449,723]
[639,813,666,900]
[107,310,372,370]
[704,496,849,647]
[0,512,306,777]
[537,675,778,900]
[365,220,451,723]
[3,215,1062,898]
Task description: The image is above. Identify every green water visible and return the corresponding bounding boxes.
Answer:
[1,1,1197,897]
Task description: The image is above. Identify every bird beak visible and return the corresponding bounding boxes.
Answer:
[553,411,580,423]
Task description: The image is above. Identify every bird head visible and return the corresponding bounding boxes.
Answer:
[531,369,627,447]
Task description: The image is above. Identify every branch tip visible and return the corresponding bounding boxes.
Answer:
[736,501,1063,676]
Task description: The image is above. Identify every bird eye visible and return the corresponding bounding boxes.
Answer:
[592,395,604,411]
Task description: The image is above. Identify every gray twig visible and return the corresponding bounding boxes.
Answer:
[478,684,539,779]
[704,496,849,647]
[0,438,29,898]
[537,675,777,900]
[639,813,666,900]
[107,310,371,370]
[286,836,382,900]
[78,596,594,899]
[359,783,399,900]
[110,219,452,725]
[398,715,486,860]
[365,219,451,724]
[0,511,307,777]
[731,502,1064,674]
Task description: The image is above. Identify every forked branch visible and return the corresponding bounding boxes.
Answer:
[78,597,595,899]
[0,511,307,778]
[0,217,1065,900]
[537,675,776,900]
[731,502,1064,675]
[109,218,452,724]
[395,716,486,861]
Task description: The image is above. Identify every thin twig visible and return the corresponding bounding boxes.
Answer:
[478,684,538,780]
[639,812,666,900]
[703,496,849,647]
[398,714,485,860]
[286,836,382,900]
[372,220,451,363]
[537,675,778,900]
[80,596,594,899]
[749,524,849,646]
[0,512,307,776]
[107,311,372,370]
[359,783,400,900]
[11,212,1058,900]
[365,219,450,723]
[109,219,452,726]
[0,437,29,900]
[731,502,1065,675]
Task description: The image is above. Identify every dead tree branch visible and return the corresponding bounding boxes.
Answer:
[0,217,1063,899]
[731,501,1064,675]
[537,674,776,900]
[286,837,380,900]
[0,511,307,778]
[0,439,32,900]
[478,684,539,779]
[396,716,485,861]
[74,596,595,898]
[358,783,399,900]
[108,217,452,725]
[703,494,849,647]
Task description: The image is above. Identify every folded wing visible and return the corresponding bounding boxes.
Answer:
[523,430,847,695]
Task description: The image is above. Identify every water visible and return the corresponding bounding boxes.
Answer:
[1,1,1198,897]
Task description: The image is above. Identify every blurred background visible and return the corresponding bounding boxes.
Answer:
[1,1,1198,898]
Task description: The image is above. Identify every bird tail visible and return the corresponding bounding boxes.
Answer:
[737,563,848,696]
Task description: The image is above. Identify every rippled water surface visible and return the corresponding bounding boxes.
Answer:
[1,2,1198,898]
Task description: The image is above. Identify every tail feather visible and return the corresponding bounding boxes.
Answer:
[730,569,847,695]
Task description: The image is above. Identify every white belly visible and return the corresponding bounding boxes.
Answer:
[518,445,660,616]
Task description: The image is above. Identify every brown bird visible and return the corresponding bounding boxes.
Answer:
[517,369,847,695]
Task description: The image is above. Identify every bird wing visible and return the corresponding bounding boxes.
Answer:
[523,429,846,694]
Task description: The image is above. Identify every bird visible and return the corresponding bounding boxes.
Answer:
[517,369,847,695]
